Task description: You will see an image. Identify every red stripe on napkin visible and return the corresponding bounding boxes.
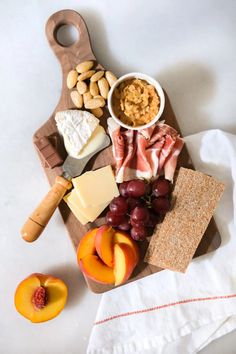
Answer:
[94,293,236,325]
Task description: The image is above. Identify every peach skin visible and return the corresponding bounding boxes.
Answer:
[14,273,67,323]
[77,228,97,261]
[114,231,139,265]
[95,225,115,267]
[79,255,115,284]
[114,243,138,286]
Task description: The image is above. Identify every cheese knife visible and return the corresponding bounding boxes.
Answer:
[21,134,110,242]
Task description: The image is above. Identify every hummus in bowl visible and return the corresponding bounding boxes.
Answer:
[108,72,165,130]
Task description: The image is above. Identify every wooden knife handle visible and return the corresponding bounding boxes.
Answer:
[21,176,72,242]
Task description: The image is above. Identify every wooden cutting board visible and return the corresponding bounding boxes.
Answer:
[33,9,221,293]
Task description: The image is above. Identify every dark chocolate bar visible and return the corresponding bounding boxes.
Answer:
[35,136,63,168]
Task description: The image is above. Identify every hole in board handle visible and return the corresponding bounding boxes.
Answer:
[56,24,79,47]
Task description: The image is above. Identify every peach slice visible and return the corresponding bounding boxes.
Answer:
[95,225,115,267]
[114,231,139,265]
[114,243,138,286]
[79,255,115,284]
[77,228,97,261]
[14,273,67,323]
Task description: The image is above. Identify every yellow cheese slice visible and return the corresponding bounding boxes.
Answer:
[63,192,89,225]
[72,165,119,208]
[68,189,109,222]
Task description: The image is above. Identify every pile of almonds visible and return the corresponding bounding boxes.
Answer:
[67,60,117,118]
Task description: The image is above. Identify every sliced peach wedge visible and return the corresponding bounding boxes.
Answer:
[114,243,139,286]
[95,225,115,267]
[14,273,67,323]
[77,226,140,286]
[77,228,97,261]
[79,255,115,284]
[114,231,139,265]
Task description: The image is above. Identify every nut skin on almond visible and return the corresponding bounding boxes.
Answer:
[90,81,99,97]
[67,70,78,89]
[14,273,67,323]
[76,60,94,73]
[77,81,87,95]
[98,77,109,99]
[83,91,92,105]
[90,70,104,82]
[78,70,96,81]
[70,91,83,108]
[90,107,103,118]
[85,97,105,109]
[93,95,104,100]
[105,71,117,87]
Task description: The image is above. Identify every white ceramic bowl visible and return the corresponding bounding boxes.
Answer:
[107,72,165,130]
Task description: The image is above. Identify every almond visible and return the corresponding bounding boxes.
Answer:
[105,71,117,87]
[93,95,104,99]
[70,91,83,108]
[90,70,104,82]
[90,81,99,96]
[90,107,103,118]
[78,70,96,81]
[98,78,109,99]
[76,60,94,73]
[83,91,93,105]
[77,81,87,95]
[93,96,106,106]
[85,97,105,109]
[67,70,78,89]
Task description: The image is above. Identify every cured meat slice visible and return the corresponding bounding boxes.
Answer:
[164,137,184,181]
[148,123,178,146]
[134,132,153,179]
[158,134,176,174]
[140,125,156,140]
[107,118,184,183]
[118,131,153,182]
[145,137,165,176]
[107,118,124,174]
[116,129,137,182]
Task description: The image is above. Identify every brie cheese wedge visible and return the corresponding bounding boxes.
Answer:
[76,125,106,159]
[55,110,99,157]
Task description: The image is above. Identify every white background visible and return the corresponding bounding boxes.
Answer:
[0,0,235,353]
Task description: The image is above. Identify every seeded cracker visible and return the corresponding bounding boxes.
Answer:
[144,168,225,272]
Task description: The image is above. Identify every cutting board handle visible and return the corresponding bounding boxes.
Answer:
[46,9,96,63]
[45,10,96,106]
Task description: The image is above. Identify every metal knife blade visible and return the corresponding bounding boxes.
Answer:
[62,134,110,180]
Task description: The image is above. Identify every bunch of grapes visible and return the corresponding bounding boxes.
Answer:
[106,178,171,241]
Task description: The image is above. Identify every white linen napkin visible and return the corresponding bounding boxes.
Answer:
[87,129,236,354]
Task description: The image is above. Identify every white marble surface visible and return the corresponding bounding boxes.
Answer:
[0,0,235,353]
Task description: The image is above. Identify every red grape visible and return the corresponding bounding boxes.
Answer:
[131,226,147,241]
[118,216,131,231]
[109,196,128,215]
[119,181,130,198]
[147,211,160,227]
[130,218,147,228]
[152,197,170,214]
[152,178,170,197]
[127,197,143,211]
[130,206,149,222]
[106,211,125,227]
[127,179,147,197]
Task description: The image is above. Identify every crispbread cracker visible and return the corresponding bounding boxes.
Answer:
[145,168,225,272]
